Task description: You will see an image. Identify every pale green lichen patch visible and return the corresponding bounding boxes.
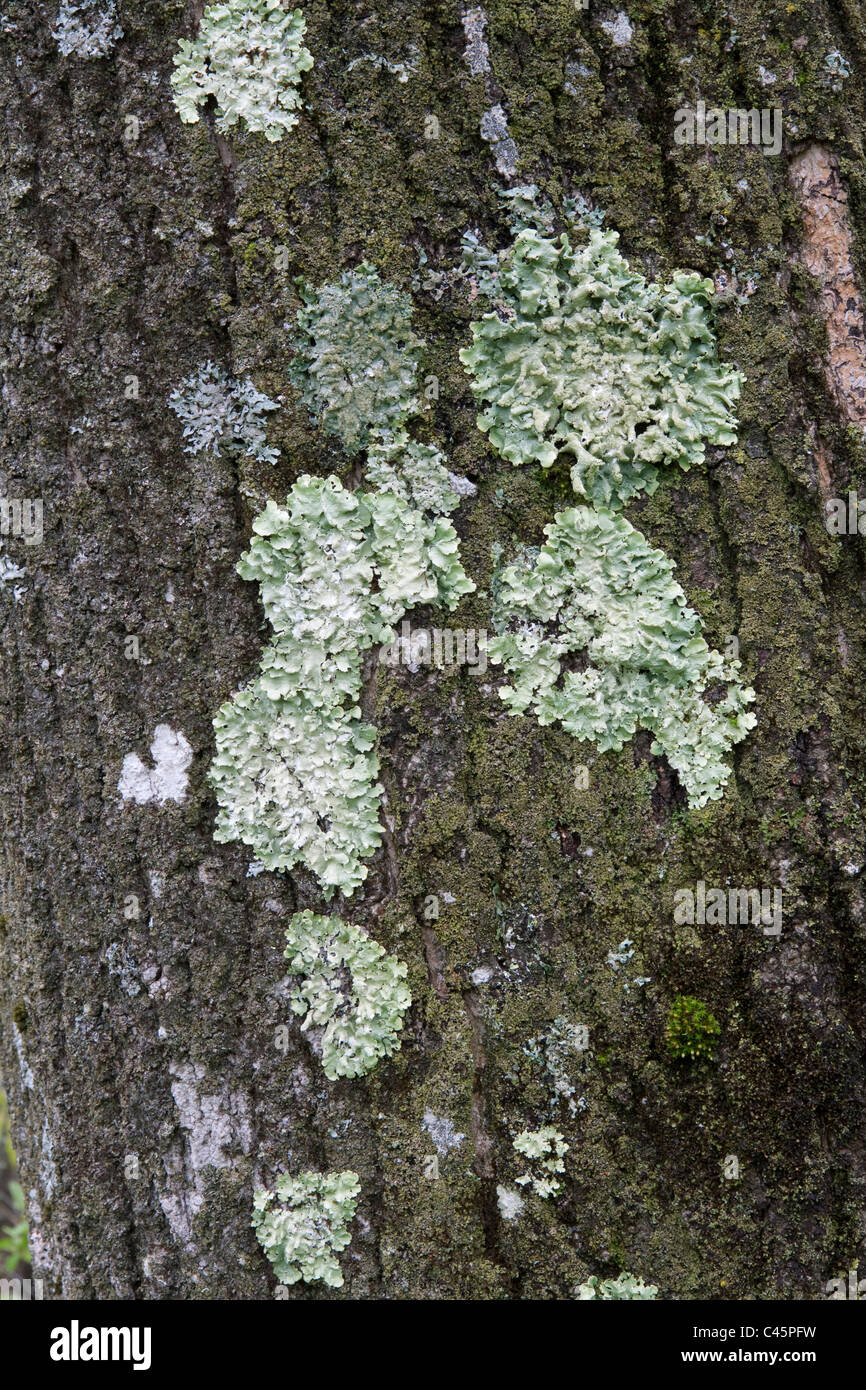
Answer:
[252,1170,360,1286]
[459,224,742,508]
[171,1,313,142]
[284,910,411,1079]
[488,507,756,807]
[209,475,473,895]
[513,1125,569,1198]
[290,264,424,453]
[168,362,279,462]
[577,1272,659,1299]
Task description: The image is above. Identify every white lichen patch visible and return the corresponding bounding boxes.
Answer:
[347,49,419,83]
[118,725,193,805]
[496,1184,525,1220]
[171,0,313,142]
[0,545,26,603]
[252,1170,360,1287]
[209,475,473,895]
[283,911,411,1079]
[422,1109,466,1156]
[168,1062,252,1174]
[599,10,633,47]
[513,1125,569,1198]
[53,0,122,58]
[489,508,756,807]
[168,362,279,462]
[460,221,742,508]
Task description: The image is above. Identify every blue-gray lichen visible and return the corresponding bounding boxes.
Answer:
[459,222,742,508]
[252,1170,360,1286]
[171,1,313,141]
[168,362,279,462]
[489,508,756,807]
[284,911,411,1079]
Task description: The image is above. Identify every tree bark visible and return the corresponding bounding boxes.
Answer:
[2,0,866,1299]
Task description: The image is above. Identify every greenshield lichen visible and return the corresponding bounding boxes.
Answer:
[290,264,425,453]
[488,507,756,807]
[251,1170,361,1286]
[171,1,313,142]
[460,221,742,508]
[209,474,473,895]
[577,1272,659,1299]
[284,910,411,1079]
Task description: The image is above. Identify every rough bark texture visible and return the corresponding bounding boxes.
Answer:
[3,0,866,1300]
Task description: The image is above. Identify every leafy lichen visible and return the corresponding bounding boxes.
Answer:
[168,362,279,463]
[52,0,122,58]
[577,1272,659,1299]
[209,474,472,894]
[460,223,742,509]
[513,1125,569,1198]
[284,910,411,1080]
[290,264,425,454]
[488,507,756,807]
[171,0,313,142]
[251,1170,360,1286]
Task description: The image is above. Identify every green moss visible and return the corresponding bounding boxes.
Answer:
[665,996,721,1062]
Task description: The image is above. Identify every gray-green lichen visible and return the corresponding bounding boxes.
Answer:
[577,1272,659,1299]
[489,507,756,807]
[171,1,313,142]
[209,474,473,894]
[460,223,742,508]
[168,362,279,462]
[290,264,424,453]
[251,1170,360,1287]
[284,910,411,1080]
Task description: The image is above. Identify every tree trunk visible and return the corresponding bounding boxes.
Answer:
[2,0,866,1300]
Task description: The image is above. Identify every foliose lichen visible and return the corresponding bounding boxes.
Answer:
[251,1170,360,1286]
[52,0,123,58]
[168,362,279,462]
[171,0,313,142]
[290,264,424,454]
[488,507,756,807]
[459,221,742,508]
[577,1272,659,1299]
[209,474,473,894]
[513,1125,569,1198]
[283,911,411,1080]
